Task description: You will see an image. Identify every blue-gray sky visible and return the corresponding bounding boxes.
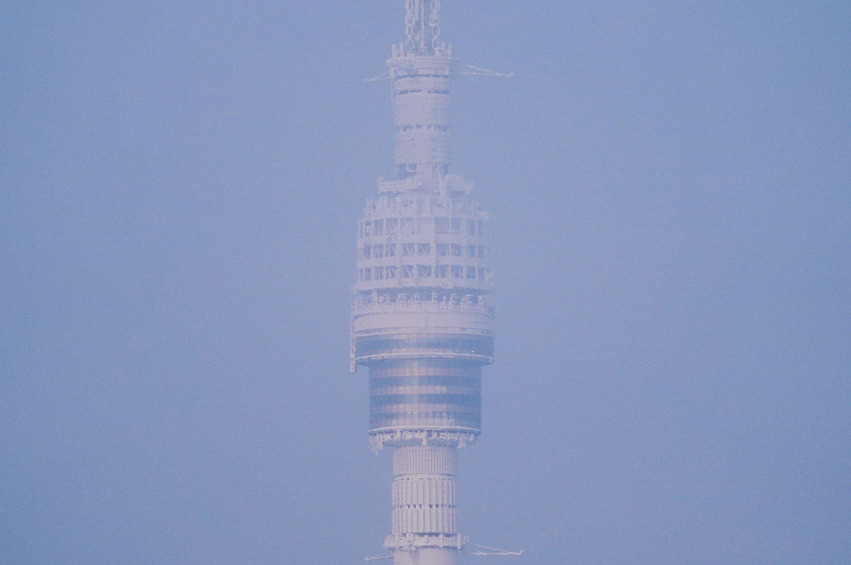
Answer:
[2,1,849,563]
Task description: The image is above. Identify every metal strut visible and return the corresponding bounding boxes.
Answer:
[468,545,525,557]
[404,0,442,54]
[429,0,441,49]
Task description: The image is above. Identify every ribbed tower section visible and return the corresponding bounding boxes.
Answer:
[352,2,493,564]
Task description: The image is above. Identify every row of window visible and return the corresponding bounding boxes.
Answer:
[360,243,486,260]
[371,377,481,388]
[371,359,484,372]
[371,385,479,397]
[357,336,494,358]
[371,394,481,408]
[371,376,481,387]
[396,89,450,95]
[370,412,480,429]
[357,265,488,282]
[359,217,486,238]
[369,360,482,372]
[394,503,456,512]
[397,124,449,131]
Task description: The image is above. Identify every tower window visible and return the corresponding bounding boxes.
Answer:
[435,217,449,234]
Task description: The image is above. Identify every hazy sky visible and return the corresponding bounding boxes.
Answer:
[2,1,849,563]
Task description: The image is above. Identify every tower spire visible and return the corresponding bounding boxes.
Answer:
[404,0,442,55]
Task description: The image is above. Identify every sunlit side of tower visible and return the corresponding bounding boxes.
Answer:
[351,2,494,564]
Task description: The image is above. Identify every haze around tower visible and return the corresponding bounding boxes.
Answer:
[2,2,849,563]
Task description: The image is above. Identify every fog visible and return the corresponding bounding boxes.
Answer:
[2,1,849,563]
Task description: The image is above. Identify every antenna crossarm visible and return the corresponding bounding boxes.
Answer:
[457,64,514,78]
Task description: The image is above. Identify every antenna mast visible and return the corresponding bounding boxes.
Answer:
[404,0,442,54]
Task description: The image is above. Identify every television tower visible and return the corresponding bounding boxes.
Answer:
[351,2,494,564]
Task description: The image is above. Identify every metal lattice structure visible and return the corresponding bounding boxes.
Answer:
[352,2,495,564]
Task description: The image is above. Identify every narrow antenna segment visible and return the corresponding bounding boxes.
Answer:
[405,0,442,53]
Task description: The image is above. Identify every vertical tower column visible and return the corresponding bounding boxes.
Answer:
[393,447,457,537]
[353,2,495,563]
[387,446,462,565]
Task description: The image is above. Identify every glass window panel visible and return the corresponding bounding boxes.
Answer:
[435,217,450,234]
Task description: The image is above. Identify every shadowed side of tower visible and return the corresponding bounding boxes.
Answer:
[351,2,494,564]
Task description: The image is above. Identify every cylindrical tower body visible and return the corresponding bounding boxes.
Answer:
[392,52,453,181]
[353,3,493,564]
[353,189,493,452]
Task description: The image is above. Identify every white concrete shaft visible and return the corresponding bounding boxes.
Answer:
[393,547,458,565]
[392,446,458,536]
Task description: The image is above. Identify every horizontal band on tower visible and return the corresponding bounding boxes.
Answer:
[355,335,493,361]
[394,446,457,475]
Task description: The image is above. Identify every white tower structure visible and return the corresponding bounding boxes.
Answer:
[352,2,494,564]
